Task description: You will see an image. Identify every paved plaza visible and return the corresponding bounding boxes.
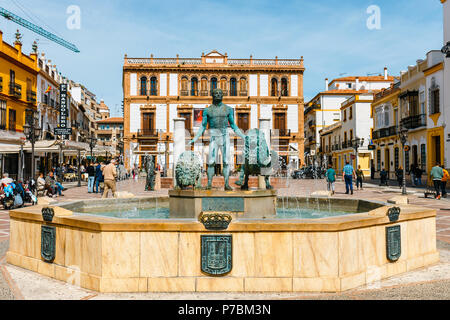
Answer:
[0,177,449,300]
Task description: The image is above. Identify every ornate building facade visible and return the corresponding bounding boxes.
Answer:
[122,50,305,173]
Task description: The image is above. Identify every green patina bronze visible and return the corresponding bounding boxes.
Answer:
[189,88,246,190]
[386,225,401,262]
[201,234,232,275]
[144,155,156,191]
[41,225,56,263]
[235,129,280,190]
[175,151,202,189]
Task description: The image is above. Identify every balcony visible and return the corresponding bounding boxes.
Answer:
[149,90,157,96]
[9,83,21,99]
[200,90,209,96]
[272,129,291,137]
[0,77,3,92]
[137,129,159,138]
[180,90,189,96]
[372,126,398,140]
[26,90,37,104]
[239,91,248,96]
[190,90,199,96]
[400,114,426,130]
[341,140,351,149]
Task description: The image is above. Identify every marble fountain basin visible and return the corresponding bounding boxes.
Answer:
[6,195,439,293]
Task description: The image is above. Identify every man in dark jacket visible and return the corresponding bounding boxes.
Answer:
[87,162,96,193]
[95,162,104,193]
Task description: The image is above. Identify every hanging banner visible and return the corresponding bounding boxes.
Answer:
[55,83,72,137]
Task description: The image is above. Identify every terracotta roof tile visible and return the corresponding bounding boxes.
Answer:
[97,117,123,124]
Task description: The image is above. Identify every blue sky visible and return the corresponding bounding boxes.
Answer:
[0,0,444,116]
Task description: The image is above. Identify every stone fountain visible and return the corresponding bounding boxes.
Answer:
[5,89,440,293]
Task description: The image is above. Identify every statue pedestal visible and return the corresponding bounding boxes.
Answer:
[258,176,266,190]
[168,189,277,219]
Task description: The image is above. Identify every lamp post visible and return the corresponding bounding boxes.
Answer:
[87,134,97,162]
[117,140,124,164]
[23,109,41,185]
[351,137,364,169]
[398,125,408,195]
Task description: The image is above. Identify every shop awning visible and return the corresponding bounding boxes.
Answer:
[0,143,21,154]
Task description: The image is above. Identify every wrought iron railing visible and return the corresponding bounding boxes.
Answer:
[26,90,37,103]
[9,83,21,99]
[373,126,398,140]
[400,114,426,130]
[137,129,159,137]
[239,91,248,96]
[190,90,199,96]
[180,90,189,96]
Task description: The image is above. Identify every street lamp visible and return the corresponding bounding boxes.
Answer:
[351,137,364,169]
[87,134,97,161]
[23,109,41,184]
[117,140,124,164]
[398,125,408,195]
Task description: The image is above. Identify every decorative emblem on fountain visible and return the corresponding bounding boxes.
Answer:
[42,207,55,222]
[201,235,232,275]
[386,225,401,262]
[199,212,232,230]
[387,207,401,222]
[41,225,56,262]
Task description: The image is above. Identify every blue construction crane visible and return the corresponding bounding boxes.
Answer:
[0,7,80,53]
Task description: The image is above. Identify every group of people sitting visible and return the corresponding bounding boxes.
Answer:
[36,171,66,198]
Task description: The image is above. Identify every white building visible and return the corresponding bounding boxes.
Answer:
[305,72,394,161]
[442,0,450,167]
[320,94,374,175]
[37,53,63,140]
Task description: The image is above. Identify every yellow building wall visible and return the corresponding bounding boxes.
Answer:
[426,127,445,174]
[0,31,38,133]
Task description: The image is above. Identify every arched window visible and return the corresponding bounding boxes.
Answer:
[150,76,157,96]
[140,76,147,96]
[201,77,208,96]
[220,77,227,95]
[181,76,188,96]
[191,77,198,96]
[230,78,237,96]
[239,77,247,96]
[271,78,278,96]
[210,77,218,94]
[281,78,289,96]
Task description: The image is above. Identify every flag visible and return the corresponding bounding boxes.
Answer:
[45,86,51,94]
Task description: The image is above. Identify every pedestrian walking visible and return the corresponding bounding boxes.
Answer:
[342,161,356,195]
[325,164,336,195]
[415,166,423,186]
[410,163,417,187]
[355,165,364,190]
[87,162,96,193]
[441,165,449,198]
[370,164,375,180]
[102,159,117,198]
[379,167,388,186]
[396,166,404,189]
[95,162,104,193]
[430,162,444,200]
